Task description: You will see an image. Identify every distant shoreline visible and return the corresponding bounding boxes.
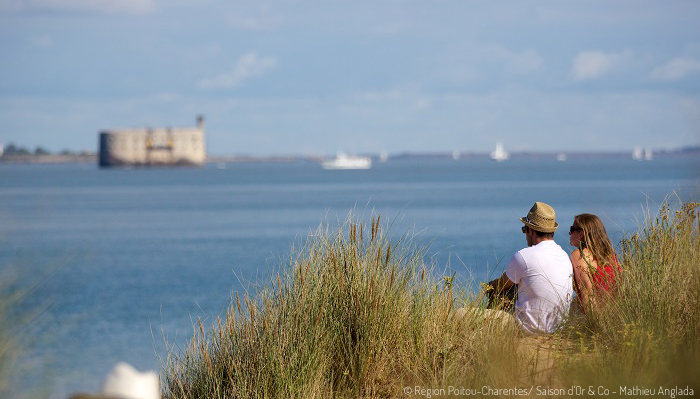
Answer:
[0,154,98,164]
[1,147,698,165]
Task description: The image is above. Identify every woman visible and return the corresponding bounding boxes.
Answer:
[569,213,620,313]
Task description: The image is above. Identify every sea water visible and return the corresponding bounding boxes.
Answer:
[0,156,698,397]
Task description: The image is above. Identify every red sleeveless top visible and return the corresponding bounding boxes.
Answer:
[592,258,620,292]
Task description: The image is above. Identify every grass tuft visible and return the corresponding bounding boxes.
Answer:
[561,199,700,390]
[163,199,700,397]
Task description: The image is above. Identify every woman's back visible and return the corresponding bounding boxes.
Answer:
[569,213,621,314]
[573,248,618,291]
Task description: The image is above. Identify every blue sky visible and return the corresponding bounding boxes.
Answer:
[1,0,699,156]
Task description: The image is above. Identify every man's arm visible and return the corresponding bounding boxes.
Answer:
[485,272,517,310]
[488,271,515,292]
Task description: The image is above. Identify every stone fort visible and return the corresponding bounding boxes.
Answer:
[99,116,206,167]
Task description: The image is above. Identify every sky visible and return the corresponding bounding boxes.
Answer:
[1,0,700,156]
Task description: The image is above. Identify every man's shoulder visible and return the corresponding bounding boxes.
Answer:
[535,240,565,251]
[514,245,534,260]
[520,241,568,259]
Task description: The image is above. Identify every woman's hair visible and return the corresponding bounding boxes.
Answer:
[574,213,617,265]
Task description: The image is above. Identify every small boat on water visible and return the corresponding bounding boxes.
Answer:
[632,147,644,161]
[321,153,372,170]
[633,147,654,161]
[490,142,509,162]
[379,151,389,163]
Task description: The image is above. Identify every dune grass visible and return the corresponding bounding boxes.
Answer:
[162,200,700,398]
[0,292,17,398]
[0,271,29,398]
[560,200,700,391]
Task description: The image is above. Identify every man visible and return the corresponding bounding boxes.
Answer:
[488,201,574,334]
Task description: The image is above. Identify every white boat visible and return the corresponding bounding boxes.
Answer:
[490,142,509,162]
[379,151,389,163]
[321,153,372,170]
[644,148,653,161]
[557,153,568,161]
[632,147,644,161]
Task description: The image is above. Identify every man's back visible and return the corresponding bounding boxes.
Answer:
[506,240,574,334]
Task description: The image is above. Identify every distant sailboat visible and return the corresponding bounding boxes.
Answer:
[632,147,644,161]
[490,142,509,162]
[452,150,461,160]
[379,151,389,163]
[556,153,568,161]
[644,148,653,161]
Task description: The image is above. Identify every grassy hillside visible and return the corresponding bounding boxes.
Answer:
[162,201,699,398]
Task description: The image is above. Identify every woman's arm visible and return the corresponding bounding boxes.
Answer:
[571,249,595,312]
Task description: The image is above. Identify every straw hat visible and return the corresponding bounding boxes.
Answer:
[520,202,558,233]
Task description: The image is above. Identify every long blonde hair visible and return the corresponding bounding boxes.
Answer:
[574,213,617,266]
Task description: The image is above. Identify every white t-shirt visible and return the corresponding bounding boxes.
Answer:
[506,240,574,334]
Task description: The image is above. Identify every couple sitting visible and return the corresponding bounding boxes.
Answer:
[476,201,619,334]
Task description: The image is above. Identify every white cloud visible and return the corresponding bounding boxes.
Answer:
[571,50,630,81]
[412,97,431,110]
[352,90,405,102]
[152,92,182,102]
[0,0,155,14]
[30,35,53,47]
[198,52,278,90]
[501,48,543,76]
[472,45,544,76]
[651,57,700,81]
[222,4,283,30]
[225,14,283,30]
[427,45,543,89]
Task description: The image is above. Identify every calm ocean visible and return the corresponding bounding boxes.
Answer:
[1,156,698,398]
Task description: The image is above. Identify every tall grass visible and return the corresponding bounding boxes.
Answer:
[561,200,700,389]
[163,200,700,397]
[0,262,60,398]
[0,270,31,398]
[0,290,17,397]
[162,216,532,398]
